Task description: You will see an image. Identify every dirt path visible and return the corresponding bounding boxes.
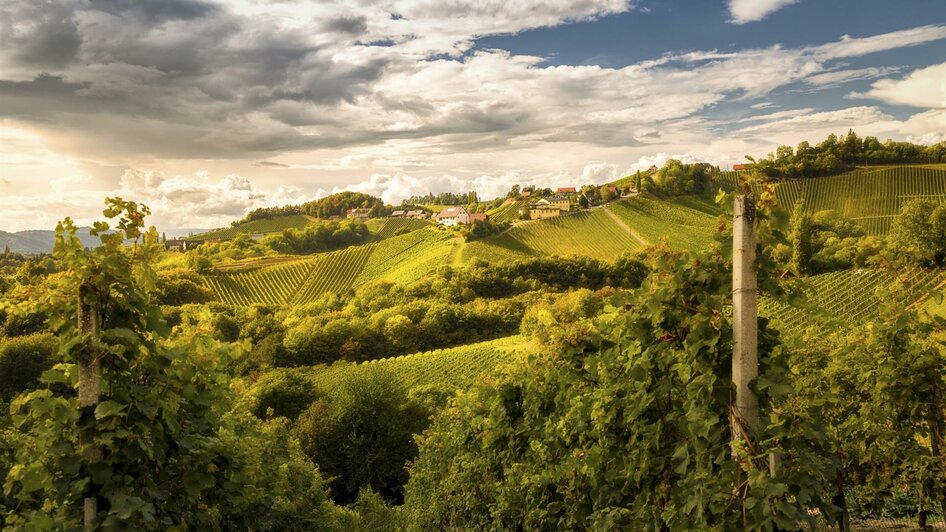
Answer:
[603,206,650,246]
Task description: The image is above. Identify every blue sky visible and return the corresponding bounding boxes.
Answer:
[0,0,944,231]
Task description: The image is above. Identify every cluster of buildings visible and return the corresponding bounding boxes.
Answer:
[432,206,488,227]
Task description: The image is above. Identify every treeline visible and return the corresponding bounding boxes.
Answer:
[402,192,473,206]
[752,130,946,179]
[236,192,387,224]
[649,160,717,195]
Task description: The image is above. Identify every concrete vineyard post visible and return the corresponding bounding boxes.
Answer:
[732,194,761,443]
[78,285,102,528]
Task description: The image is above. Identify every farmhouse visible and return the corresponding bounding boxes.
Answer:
[529,205,562,219]
[406,210,427,219]
[434,206,472,226]
[469,213,489,224]
[346,208,371,220]
[538,195,572,211]
[390,210,406,217]
[557,187,577,194]
[733,163,747,171]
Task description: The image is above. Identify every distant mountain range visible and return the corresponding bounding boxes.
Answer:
[0,227,210,254]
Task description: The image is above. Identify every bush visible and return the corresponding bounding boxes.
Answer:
[294,369,429,504]
[0,333,57,402]
[249,369,317,420]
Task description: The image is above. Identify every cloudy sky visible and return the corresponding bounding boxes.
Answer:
[1,0,945,232]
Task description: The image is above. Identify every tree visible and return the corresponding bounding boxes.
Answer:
[790,199,814,275]
[578,194,590,208]
[892,199,946,266]
[295,369,429,505]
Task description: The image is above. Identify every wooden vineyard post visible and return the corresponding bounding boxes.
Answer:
[732,194,761,447]
[77,284,102,528]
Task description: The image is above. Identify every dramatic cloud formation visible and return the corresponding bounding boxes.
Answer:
[850,61,946,109]
[727,0,798,24]
[0,0,944,230]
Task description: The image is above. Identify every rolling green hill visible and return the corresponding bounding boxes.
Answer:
[189,214,314,240]
[486,200,527,224]
[760,267,946,335]
[606,195,719,252]
[716,166,946,234]
[491,209,643,261]
[303,335,528,395]
[366,217,432,239]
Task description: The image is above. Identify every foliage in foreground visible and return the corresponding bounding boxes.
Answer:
[405,245,835,530]
[1,199,335,529]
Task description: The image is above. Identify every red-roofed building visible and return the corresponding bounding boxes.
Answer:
[557,187,577,194]
[433,206,472,226]
[733,164,747,171]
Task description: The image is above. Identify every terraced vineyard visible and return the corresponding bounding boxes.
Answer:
[487,200,527,224]
[607,196,719,252]
[459,238,536,265]
[716,166,946,234]
[203,259,314,306]
[760,268,946,334]
[369,217,430,239]
[189,214,314,240]
[291,244,377,304]
[305,335,528,394]
[204,243,377,305]
[354,227,458,285]
[774,166,946,234]
[495,209,642,261]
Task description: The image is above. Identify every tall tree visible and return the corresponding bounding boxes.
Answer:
[790,199,813,275]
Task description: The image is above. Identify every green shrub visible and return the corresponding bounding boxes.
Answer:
[249,369,317,420]
[0,333,56,402]
[294,369,429,504]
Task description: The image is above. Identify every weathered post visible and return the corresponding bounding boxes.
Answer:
[732,194,760,441]
[77,284,101,528]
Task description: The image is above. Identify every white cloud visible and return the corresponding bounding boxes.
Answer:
[728,0,798,24]
[581,163,619,184]
[804,66,901,87]
[849,62,946,109]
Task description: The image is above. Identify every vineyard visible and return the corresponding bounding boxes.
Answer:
[496,209,642,261]
[291,244,377,304]
[716,166,946,234]
[203,243,378,305]
[760,267,946,334]
[606,196,719,252]
[354,228,458,285]
[366,217,431,239]
[487,200,527,224]
[304,335,528,395]
[188,214,314,240]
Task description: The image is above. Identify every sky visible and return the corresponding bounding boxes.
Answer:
[0,0,945,232]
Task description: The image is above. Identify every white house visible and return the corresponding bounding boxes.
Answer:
[433,206,471,226]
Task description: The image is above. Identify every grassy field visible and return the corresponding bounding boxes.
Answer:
[606,195,719,252]
[189,214,314,240]
[494,209,642,261]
